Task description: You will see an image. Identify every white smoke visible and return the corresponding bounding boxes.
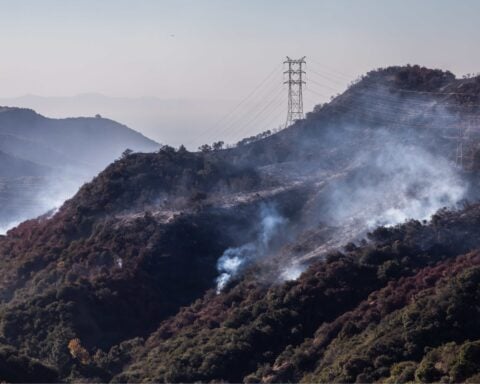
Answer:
[115,257,123,269]
[0,170,88,235]
[280,262,306,281]
[216,204,286,292]
[217,134,468,289]
[271,130,469,278]
[325,140,467,229]
[0,219,23,235]
[216,243,256,292]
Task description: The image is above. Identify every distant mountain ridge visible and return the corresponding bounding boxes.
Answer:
[0,94,273,149]
[0,107,159,174]
[0,106,160,233]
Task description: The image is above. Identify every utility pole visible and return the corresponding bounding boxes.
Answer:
[284,56,306,127]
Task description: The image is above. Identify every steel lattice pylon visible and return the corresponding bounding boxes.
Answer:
[284,56,306,127]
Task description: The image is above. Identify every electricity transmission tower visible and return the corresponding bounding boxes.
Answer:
[455,126,468,168]
[455,116,477,170]
[284,56,306,127]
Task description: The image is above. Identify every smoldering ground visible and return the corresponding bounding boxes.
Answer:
[214,84,474,287]
[216,203,287,292]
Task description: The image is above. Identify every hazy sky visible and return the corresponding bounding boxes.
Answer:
[1,0,480,146]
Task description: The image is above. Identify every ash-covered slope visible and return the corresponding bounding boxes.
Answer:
[1,65,480,382]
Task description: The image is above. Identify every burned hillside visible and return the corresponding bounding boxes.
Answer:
[1,65,480,381]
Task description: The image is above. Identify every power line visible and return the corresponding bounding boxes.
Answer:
[308,58,354,81]
[309,61,480,98]
[231,87,286,142]
[188,58,480,157]
[307,66,348,87]
[185,62,283,148]
[203,82,284,145]
[305,72,480,117]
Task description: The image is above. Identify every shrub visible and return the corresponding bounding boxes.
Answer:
[68,338,90,365]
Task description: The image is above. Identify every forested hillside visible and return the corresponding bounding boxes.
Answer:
[1,65,480,382]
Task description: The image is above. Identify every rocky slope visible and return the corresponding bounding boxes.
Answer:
[1,65,480,382]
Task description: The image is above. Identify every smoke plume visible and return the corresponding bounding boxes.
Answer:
[0,172,83,235]
[216,204,286,292]
[323,139,467,229]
